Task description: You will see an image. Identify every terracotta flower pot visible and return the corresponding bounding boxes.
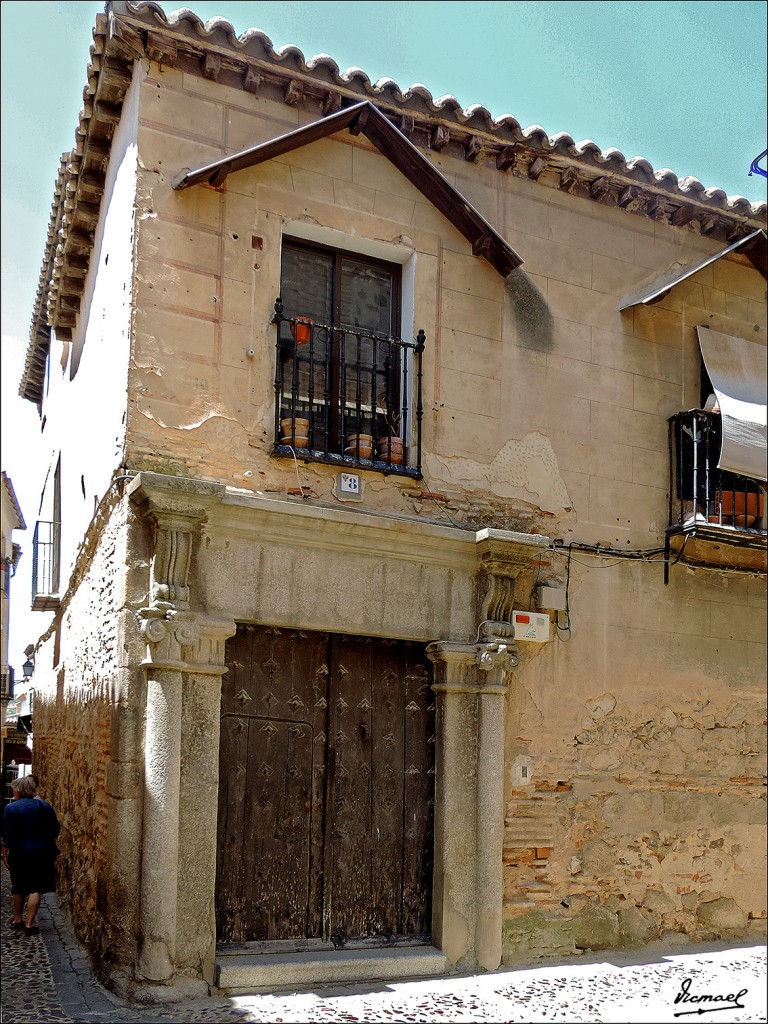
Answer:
[280,417,310,447]
[709,490,765,527]
[377,436,405,465]
[289,317,313,345]
[345,433,373,459]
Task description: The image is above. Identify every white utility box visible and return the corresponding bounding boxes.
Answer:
[512,610,551,642]
[535,585,567,611]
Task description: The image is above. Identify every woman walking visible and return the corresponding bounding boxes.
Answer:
[1,775,61,936]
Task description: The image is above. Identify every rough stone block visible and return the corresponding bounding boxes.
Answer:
[618,906,658,945]
[501,911,574,959]
[642,889,676,917]
[696,897,748,934]
[585,694,617,719]
[572,903,620,950]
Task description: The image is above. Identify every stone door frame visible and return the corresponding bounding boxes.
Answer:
[127,472,550,988]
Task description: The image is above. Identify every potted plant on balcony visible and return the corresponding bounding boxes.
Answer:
[345,433,374,459]
[280,417,310,448]
[289,317,313,345]
[711,488,765,527]
[377,414,404,465]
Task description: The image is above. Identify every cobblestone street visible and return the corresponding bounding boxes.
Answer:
[2,867,766,1023]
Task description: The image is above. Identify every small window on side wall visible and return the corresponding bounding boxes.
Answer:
[273,239,424,475]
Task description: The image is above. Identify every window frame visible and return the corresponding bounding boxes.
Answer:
[273,238,423,478]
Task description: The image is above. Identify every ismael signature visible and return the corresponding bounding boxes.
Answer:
[673,977,748,1017]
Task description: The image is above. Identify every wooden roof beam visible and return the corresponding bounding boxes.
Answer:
[171,101,522,278]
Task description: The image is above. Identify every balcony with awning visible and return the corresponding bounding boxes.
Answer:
[665,328,767,581]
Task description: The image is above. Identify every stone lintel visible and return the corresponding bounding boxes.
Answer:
[475,527,551,568]
[128,472,225,526]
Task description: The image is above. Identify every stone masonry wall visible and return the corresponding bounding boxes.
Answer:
[501,556,767,960]
[32,494,130,967]
[34,686,112,956]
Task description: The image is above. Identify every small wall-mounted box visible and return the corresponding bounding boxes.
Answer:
[535,585,567,611]
[512,610,551,642]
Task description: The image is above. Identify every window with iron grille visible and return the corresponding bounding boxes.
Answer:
[273,240,424,476]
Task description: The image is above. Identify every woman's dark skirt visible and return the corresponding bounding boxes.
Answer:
[9,850,57,896]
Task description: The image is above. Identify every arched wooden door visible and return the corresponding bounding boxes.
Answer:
[215,625,435,944]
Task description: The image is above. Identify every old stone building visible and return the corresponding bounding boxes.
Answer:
[1,472,27,798]
[20,0,766,1000]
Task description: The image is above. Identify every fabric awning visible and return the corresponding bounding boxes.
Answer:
[697,326,767,482]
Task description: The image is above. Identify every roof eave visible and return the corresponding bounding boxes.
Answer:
[617,229,768,311]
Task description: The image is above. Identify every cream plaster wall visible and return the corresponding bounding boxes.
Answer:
[127,65,766,550]
[36,67,140,598]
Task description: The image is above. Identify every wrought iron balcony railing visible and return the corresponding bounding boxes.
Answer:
[0,668,13,701]
[272,299,424,477]
[666,410,767,579]
[32,520,60,611]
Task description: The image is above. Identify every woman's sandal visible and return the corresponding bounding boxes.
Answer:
[9,919,24,930]
[24,924,40,936]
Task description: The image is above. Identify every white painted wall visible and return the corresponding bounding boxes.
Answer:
[36,66,144,597]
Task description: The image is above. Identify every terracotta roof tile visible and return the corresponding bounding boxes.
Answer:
[19,0,767,405]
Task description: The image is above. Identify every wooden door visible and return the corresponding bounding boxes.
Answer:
[215,626,434,945]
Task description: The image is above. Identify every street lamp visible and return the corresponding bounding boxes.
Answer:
[22,658,35,680]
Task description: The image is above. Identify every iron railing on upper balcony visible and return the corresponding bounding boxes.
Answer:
[272,299,424,478]
[666,410,767,579]
[31,520,60,611]
[0,667,13,701]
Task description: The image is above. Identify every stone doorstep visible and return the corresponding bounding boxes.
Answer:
[213,944,449,994]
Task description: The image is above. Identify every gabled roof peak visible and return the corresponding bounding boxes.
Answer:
[172,100,522,279]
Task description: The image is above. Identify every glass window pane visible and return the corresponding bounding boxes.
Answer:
[279,246,333,441]
[281,246,333,325]
[339,259,393,336]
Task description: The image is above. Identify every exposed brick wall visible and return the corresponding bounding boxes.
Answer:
[33,499,127,964]
[35,687,112,955]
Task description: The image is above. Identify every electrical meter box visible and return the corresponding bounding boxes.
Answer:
[512,610,551,642]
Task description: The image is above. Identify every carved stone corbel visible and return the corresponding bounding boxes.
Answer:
[128,472,225,614]
[476,527,550,647]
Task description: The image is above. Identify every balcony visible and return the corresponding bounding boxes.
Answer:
[272,302,424,478]
[666,410,767,581]
[32,520,60,611]
[0,668,13,701]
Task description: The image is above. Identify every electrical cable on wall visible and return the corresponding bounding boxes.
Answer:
[554,546,572,640]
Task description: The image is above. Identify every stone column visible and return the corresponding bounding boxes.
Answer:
[428,639,518,972]
[136,614,194,981]
[474,647,516,971]
[128,474,226,987]
[428,528,547,971]
[176,617,236,985]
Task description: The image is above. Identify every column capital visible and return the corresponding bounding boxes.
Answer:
[427,639,518,693]
[138,610,235,675]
